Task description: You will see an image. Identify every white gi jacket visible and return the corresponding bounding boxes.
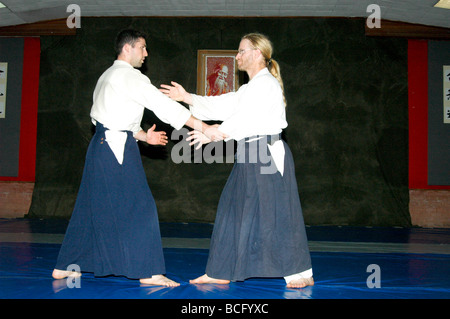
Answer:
[90,60,191,164]
[190,68,288,175]
[191,67,313,280]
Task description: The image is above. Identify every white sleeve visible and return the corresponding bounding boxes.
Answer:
[131,73,192,130]
[189,91,240,121]
[217,75,286,140]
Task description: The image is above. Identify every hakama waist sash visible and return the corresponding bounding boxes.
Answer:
[237,134,285,175]
[95,122,130,165]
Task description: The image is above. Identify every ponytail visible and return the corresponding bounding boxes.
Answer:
[242,33,287,107]
[267,58,286,106]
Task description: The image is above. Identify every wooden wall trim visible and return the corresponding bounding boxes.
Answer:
[1,17,448,39]
[0,19,76,37]
[366,20,450,39]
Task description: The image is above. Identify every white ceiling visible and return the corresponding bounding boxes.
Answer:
[0,0,449,29]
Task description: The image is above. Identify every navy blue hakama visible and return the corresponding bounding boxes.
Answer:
[205,136,312,281]
[55,123,165,279]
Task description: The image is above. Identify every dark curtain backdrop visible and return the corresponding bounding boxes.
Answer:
[27,17,410,226]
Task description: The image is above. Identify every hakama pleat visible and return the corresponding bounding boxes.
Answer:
[55,123,165,279]
[205,136,312,281]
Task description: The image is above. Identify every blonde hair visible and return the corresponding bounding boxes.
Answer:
[242,33,286,106]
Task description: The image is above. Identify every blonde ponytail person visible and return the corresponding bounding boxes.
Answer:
[161,32,314,289]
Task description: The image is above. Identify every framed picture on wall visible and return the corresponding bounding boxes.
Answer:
[197,50,239,96]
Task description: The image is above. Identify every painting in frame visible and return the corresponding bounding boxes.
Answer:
[196,50,239,96]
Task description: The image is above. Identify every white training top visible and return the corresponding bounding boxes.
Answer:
[189,67,287,142]
[190,68,287,175]
[90,60,191,163]
[91,60,191,133]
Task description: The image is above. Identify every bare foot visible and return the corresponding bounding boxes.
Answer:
[286,276,314,288]
[52,269,82,280]
[139,275,180,287]
[189,274,230,285]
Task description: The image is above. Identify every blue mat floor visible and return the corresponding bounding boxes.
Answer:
[0,219,449,300]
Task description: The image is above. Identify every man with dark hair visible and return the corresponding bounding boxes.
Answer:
[52,29,225,286]
[114,29,146,58]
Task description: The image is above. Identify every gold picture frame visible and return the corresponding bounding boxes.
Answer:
[196,50,239,96]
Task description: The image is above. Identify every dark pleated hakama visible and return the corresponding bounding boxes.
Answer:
[205,136,312,281]
[55,123,165,279]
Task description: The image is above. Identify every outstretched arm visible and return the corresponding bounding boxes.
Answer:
[160,81,228,142]
[184,116,227,142]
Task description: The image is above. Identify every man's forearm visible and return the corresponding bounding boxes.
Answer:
[133,130,146,142]
[184,115,209,133]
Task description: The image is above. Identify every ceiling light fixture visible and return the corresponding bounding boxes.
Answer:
[434,0,450,9]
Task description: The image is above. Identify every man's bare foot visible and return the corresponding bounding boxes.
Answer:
[286,276,314,288]
[139,275,180,287]
[52,269,82,280]
[189,274,230,285]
